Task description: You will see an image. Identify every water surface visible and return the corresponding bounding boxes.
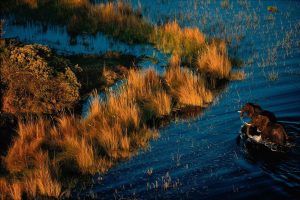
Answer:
[3,0,300,199]
[77,1,300,199]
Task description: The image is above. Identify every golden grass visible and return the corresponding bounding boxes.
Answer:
[0,179,10,200]
[151,21,206,61]
[168,53,181,68]
[196,41,232,79]
[151,22,232,79]
[0,166,61,199]
[143,91,172,118]
[126,69,172,120]
[165,65,213,107]
[1,65,215,198]
[60,0,89,7]
[30,165,61,198]
[230,71,246,81]
[7,2,233,82]
[4,120,47,173]
[9,182,22,200]
[106,92,140,131]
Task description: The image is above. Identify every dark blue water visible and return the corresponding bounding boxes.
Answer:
[3,0,300,199]
[75,1,300,199]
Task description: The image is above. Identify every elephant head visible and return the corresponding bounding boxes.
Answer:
[239,103,277,122]
[239,103,262,119]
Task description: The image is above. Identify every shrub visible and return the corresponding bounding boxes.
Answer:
[0,43,81,114]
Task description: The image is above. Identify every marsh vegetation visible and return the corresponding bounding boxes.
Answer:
[0,1,239,198]
[0,0,299,199]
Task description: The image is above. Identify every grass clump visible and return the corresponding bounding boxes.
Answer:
[3,0,153,44]
[151,21,206,63]
[165,65,213,107]
[267,6,278,13]
[267,71,278,81]
[221,0,230,9]
[151,22,232,80]
[126,69,172,120]
[196,40,232,79]
[230,71,247,81]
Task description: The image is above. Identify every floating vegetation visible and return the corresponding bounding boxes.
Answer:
[267,6,279,13]
[267,71,279,81]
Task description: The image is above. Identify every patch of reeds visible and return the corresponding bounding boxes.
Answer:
[4,2,236,81]
[164,65,213,107]
[152,22,234,80]
[221,0,230,9]
[196,40,232,79]
[1,64,215,199]
[230,71,247,81]
[6,0,153,44]
[151,21,206,62]
[267,6,278,13]
[126,69,172,120]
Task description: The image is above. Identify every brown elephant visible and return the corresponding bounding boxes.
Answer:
[239,102,277,122]
[250,115,288,145]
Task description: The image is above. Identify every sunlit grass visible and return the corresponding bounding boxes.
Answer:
[1,63,216,198]
[196,40,232,79]
[7,0,152,43]
[151,21,206,62]
[164,65,213,107]
[4,1,234,82]
[0,1,248,199]
[230,71,247,81]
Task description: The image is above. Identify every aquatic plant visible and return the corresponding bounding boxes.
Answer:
[1,63,215,198]
[196,40,232,79]
[150,21,206,63]
[3,1,235,82]
[230,71,247,81]
[165,65,213,107]
[126,69,172,121]
[267,6,278,13]
[221,0,230,9]
[3,0,153,44]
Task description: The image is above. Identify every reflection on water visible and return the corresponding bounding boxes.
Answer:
[3,17,168,72]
